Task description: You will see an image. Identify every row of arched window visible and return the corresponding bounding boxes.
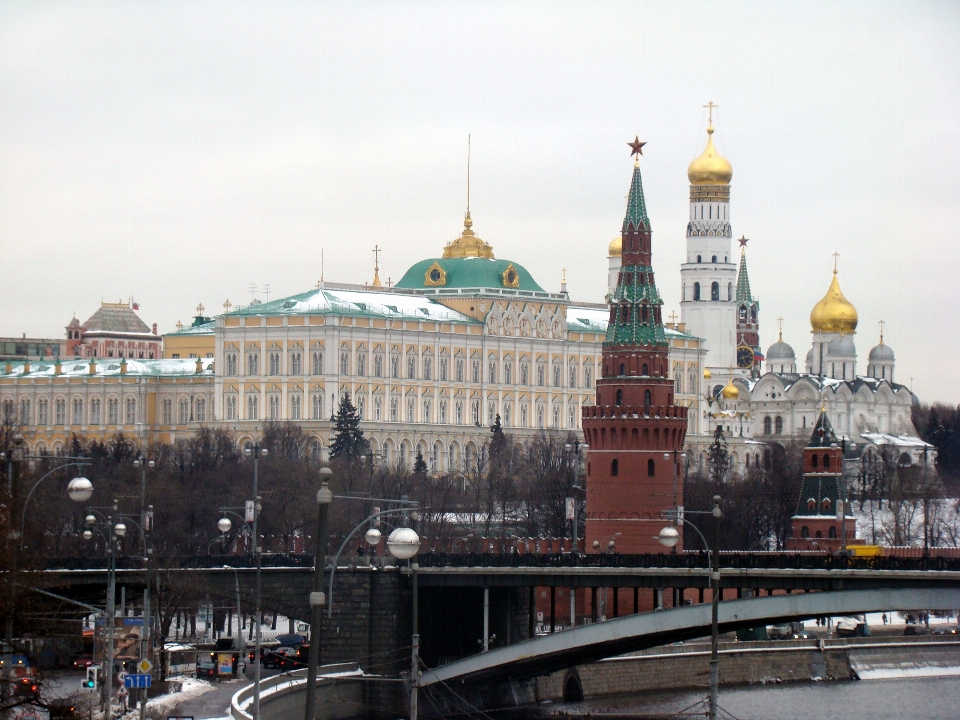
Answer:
[762,416,785,434]
[691,281,732,302]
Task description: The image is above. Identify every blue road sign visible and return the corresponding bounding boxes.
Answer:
[124,674,152,689]
[123,618,143,626]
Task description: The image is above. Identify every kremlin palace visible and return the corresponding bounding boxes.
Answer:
[0,116,933,481]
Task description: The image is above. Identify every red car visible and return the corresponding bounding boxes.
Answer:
[72,656,95,670]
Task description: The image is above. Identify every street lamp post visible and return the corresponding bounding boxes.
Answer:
[659,495,722,720]
[304,467,333,720]
[563,442,588,555]
[242,441,267,720]
[386,527,421,720]
[132,454,155,720]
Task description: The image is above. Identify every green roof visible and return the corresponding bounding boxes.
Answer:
[395,257,545,293]
[165,320,216,337]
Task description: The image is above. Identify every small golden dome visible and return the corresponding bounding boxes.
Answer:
[703,368,712,379]
[721,377,740,399]
[608,236,622,257]
[810,270,858,334]
[687,126,733,185]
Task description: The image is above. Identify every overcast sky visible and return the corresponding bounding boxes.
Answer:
[2,1,958,404]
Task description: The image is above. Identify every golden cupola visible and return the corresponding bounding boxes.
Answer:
[810,269,858,334]
[688,125,733,186]
[720,376,740,399]
[608,236,622,257]
[442,211,495,259]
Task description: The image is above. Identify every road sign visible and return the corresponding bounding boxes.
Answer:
[137,659,154,673]
[117,671,128,683]
[124,618,143,626]
[124,674,152,689]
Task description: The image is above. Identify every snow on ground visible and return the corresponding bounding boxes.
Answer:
[110,677,215,720]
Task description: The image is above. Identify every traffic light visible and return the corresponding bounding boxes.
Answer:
[81,666,99,692]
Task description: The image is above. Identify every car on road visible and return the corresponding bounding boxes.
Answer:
[904,625,931,636]
[196,660,218,680]
[72,656,95,670]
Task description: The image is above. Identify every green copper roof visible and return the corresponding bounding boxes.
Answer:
[395,257,544,293]
[736,250,753,304]
[165,320,216,337]
[793,474,841,518]
[622,163,650,232]
[809,410,838,448]
[604,262,667,348]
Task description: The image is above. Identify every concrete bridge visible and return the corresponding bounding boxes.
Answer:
[418,587,960,687]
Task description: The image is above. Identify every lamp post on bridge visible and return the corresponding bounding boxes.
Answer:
[304,467,333,720]
[659,495,722,720]
[243,441,268,720]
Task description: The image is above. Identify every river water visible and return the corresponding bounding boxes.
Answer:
[551,676,960,720]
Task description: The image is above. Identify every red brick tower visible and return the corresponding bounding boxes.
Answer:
[583,141,688,554]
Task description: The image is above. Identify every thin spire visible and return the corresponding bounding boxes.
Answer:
[735,243,752,303]
[622,137,650,232]
[467,134,471,214]
[879,318,885,343]
[703,100,719,128]
[372,245,382,288]
[777,317,784,341]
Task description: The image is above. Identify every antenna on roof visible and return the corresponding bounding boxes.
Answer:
[248,283,257,302]
[320,249,325,290]
[263,284,270,302]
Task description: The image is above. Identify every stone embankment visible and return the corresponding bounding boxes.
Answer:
[535,635,960,702]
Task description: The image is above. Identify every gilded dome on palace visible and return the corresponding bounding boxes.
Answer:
[608,236,622,257]
[810,270,858,334]
[687,125,733,186]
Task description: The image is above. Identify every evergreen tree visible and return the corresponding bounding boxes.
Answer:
[708,425,730,487]
[329,392,368,460]
[413,449,428,476]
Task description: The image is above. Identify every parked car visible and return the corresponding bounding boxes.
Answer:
[196,660,218,679]
[932,625,959,636]
[274,647,303,671]
[904,625,931,636]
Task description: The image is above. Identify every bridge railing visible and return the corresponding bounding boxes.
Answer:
[40,552,960,572]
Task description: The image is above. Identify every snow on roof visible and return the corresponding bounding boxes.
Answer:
[226,287,477,324]
[2,358,213,379]
[859,432,934,449]
[82,303,151,334]
[566,306,608,332]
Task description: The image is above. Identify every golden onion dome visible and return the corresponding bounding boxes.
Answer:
[608,236,622,257]
[703,368,712,379]
[687,125,733,185]
[721,377,740,399]
[810,270,858,334]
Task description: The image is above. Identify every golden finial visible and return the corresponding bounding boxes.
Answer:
[562,267,567,284]
[777,317,784,341]
[223,299,232,313]
[176,320,183,331]
[879,319,885,343]
[196,303,205,316]
[372,245,382,288]
[668,310,678,325]
[832,251,840,273]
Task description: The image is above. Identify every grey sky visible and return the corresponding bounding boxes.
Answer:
[2,1,958,403]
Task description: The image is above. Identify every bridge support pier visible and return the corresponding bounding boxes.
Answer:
[483,588,490,652]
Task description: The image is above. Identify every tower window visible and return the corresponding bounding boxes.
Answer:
[694,282,701,301]
[801,526,809,538]
[711,282,720,301]
[711,255,717,263]
[615,389,623,407]
[647,459,655,477]
[727,282,732,301]
[619,363,625,376]
[812,454,818,468]
[611,459,619,476]
[644,389,652,406]
[824,454,830,468]
[829,526,837,539]
[697,255,702,263]
[775,416,784,434]
[642,363,649,376]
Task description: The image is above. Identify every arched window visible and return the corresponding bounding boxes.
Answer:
[801,526,809,538]
[694,282,701,300]
[763,416,772,434]
[823,454,831,468]
[711,282,720,301]
[812,454,818,468]
[711,255,717,263]
[647,459,655,477]
[644,389,652,406]
[828,526,837,539]
[727,282,732,301]
[619,363,625,376]
[815,530,823,539]
[642,363,649,376]
[775,416,784,434]
[615,389,623,406]
[611,459,619,476]
[696,255,702,264]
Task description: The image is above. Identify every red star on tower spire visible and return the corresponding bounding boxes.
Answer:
[628,136,646,158]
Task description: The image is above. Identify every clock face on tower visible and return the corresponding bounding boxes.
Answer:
[737,344,754,369]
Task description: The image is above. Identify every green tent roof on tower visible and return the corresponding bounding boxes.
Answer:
[736,248,753,304]
[622,161,650,232]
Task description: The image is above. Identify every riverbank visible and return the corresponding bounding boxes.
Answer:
[535,633,960,703]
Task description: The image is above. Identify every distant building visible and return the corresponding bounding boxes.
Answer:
[0,336,64,361]
[66,302,161,360]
